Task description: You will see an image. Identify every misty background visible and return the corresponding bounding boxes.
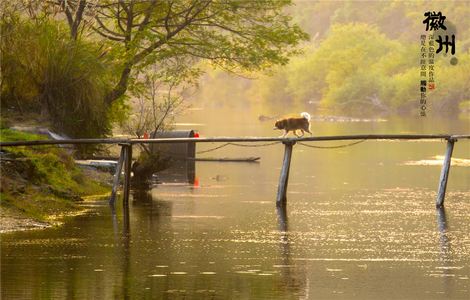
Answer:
[186,1,470,121]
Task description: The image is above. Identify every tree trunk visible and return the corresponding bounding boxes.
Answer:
[105,65,132,105]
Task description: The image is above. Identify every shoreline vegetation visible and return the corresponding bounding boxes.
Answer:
[0,125,112,233]
[1,1,309,213]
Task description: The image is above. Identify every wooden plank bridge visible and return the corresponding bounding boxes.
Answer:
[1,134,469,209]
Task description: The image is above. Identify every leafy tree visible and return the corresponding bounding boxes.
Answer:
[2,0,308,142]
[281,24,396,113]
[51,0,308,106]
[430,52,470,115]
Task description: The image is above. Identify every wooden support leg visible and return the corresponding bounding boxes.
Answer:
[436,139,455,208]
[109,146,126,206]
[122,143,133,209]
[276,205,288,232]
[276,141,295,207]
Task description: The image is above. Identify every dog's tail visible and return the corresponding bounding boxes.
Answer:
[300,112,311,121]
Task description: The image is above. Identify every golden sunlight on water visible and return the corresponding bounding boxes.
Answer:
[403,156,470,167]
[2,110,469,299]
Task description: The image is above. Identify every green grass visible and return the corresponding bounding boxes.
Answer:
[0,128,46,141]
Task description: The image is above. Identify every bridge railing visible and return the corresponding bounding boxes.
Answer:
[1,133,467,147]
[1,134,469,209]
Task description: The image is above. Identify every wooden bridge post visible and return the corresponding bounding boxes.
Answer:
[436,138,455,208]
[109,146,126,206]
[122,143,133,209]
[276,141,295,207]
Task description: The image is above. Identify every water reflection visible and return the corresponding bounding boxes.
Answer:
[435,206,454,297]
[2,114,470,299]
[276,205,308,298]
[156,158,196,185]
[436,206,451,261]
[277,205,288,233]
[108,193,134,299]
[111,205,120,244]
[130,189,173,225]
[115,193,131,299]
[121,211,131,300]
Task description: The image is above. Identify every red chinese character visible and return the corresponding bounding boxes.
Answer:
[428,83,436,90]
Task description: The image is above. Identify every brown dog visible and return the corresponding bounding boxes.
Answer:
[274,112,312,137]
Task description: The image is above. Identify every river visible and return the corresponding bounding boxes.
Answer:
[2,108,469,299]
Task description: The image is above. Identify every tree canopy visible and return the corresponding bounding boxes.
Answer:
[1,0,309,138]
[54,0,309,104]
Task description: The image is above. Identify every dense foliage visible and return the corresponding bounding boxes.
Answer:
[1,0,308,138]
[1,17,119,138]
[256,23,470,116]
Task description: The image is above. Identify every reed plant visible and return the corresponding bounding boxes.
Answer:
[1,16,121,141]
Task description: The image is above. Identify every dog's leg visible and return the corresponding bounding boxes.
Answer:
[307,125,312,135]
[299,130,305,137]
[280,130,288,138]
[293,130,300,137]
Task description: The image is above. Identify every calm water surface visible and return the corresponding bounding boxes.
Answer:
[2,110,470,299]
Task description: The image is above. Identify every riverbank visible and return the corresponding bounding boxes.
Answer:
[0,167,112,233]
[1,128,112,233]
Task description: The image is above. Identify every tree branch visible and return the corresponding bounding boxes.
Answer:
[136,0,157,33]
[131,0,212,66]
[70,0,87,39]
[92,26,126,41]
[95,15,125,37]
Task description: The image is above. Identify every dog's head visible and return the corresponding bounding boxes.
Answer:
[273,119,286,130]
